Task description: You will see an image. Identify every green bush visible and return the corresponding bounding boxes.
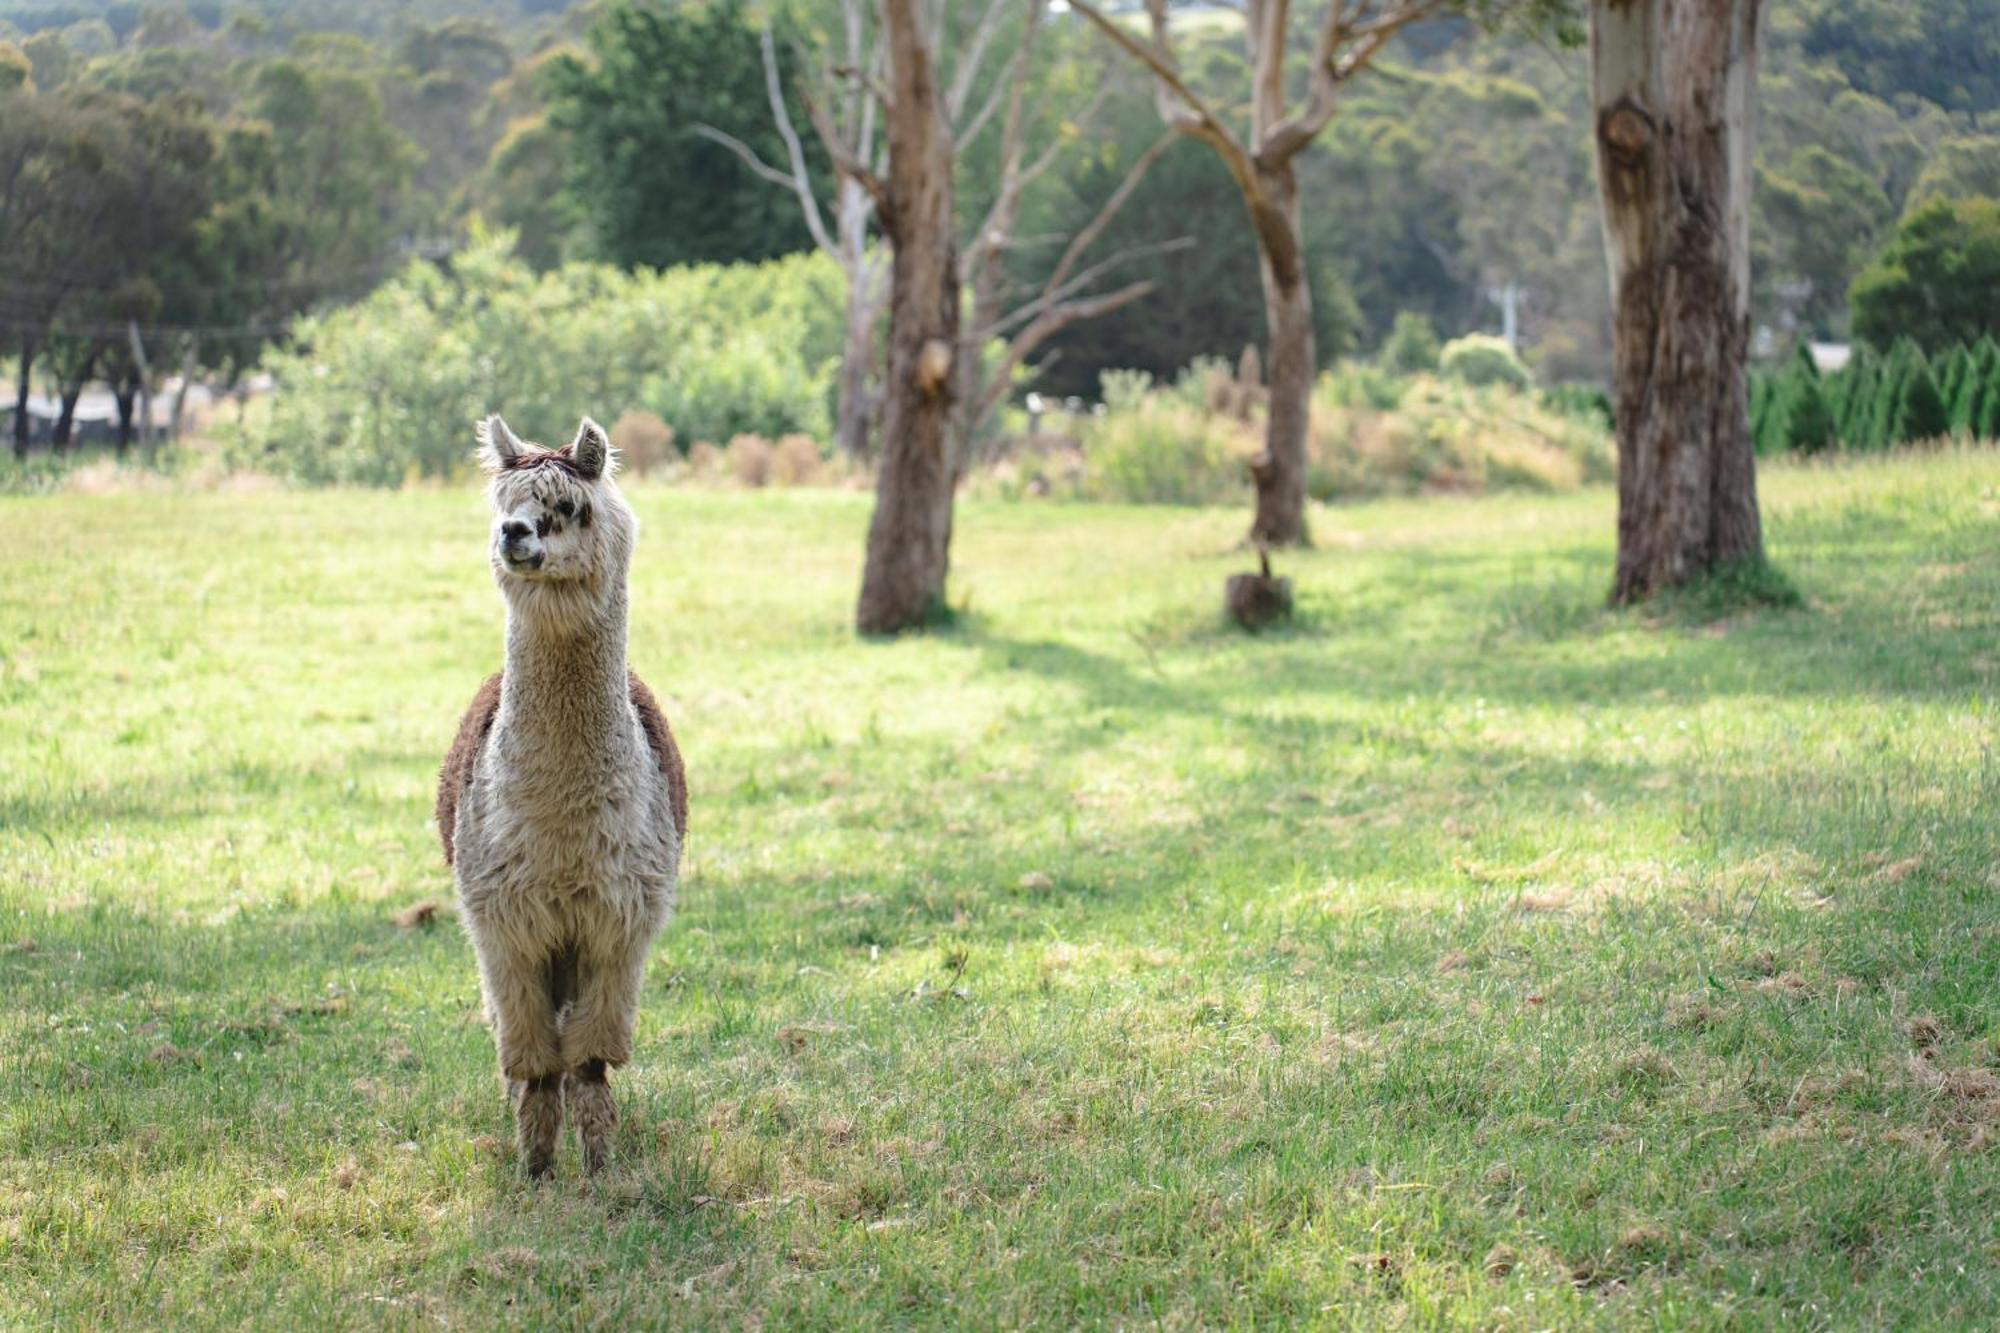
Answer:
[1081,399,1246,506]
[242,230,844,485]
[1539,384,1615,433]
[1316,362,1409,411]
[1438,334,1532,390]
[1306,376,1612,502]
[1380,312,1442,376]
[1098,369,1155,415]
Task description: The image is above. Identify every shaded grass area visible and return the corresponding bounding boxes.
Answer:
[2,452,1997,1327]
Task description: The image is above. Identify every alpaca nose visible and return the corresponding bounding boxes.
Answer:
[501,519,533,544]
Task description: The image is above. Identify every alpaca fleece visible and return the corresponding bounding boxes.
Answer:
[438,672,687,867]
[440,413,684,1178]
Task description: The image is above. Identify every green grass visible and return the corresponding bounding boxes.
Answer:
[3,452,1997,1327]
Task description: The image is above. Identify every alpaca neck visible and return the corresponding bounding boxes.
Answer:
[499,579,632,753]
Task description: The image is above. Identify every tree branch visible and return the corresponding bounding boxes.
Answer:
[980,237,1194,342]
[945,0,1015,124]
[1256,1,1435,165]
[1066,0,1250,172]
[802,79,892,225]
[1041,129,1178,298]
[975,279,1159,428]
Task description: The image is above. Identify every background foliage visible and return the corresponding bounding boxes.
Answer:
[243,233,845,484]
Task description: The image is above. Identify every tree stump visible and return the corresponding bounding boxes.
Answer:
[1225,546,1293,631]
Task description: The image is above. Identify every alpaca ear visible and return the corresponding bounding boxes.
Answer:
[569,415,614,480]
[475,414,527,472]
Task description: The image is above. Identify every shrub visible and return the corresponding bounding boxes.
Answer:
[1380,312,1442,376]
[1017,355,1613,508]
[1098,368,1155,415]
[1439,334,1532,390]
[1318,363,1408,411]
[769,433,823,486]
[609,410,676,477]
[1169,356,1231,412]
[1306,376,1611,501]
[245,231,843,485]
[1082,401,1248,505]
[1539,384,1615,433]
[726,434,774,487]
[686,440,724,476]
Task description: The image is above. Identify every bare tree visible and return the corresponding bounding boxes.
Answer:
[798,0,1184,632]
[698,11,887,458]
[1591,0,1765,602]
[1070,0,1448,546]
[949,0,1184,471]
[716,0,1181,476]
[813,0,961,633]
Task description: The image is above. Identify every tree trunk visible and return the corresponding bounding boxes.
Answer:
[11,341,30,460]
[1592,0,1765,604]
[53,381,84,451]
[855,0,961,635]
[1248,163,1313,547]
[169,340,198,442]
[834,241,882,459]
[114,375,137,457]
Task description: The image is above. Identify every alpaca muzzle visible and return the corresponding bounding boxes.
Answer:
[499,520,545,571]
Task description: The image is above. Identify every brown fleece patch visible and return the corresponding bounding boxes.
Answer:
[627,671,690,843]
[436,670,688,867]
[436,672,503,866]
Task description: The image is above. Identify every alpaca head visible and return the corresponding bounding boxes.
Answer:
[476,414,637,598]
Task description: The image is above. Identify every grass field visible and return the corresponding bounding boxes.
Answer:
[2,452,1997,1327]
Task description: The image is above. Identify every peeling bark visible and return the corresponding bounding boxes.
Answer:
[1592,0,1766,604]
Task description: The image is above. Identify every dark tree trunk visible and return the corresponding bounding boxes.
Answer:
[855,0,961,635]
[11,341,30,460]
[1592,0,1765,604]
[115,374,138,457]
[52,382,84,451]
[1248,162,1313,548]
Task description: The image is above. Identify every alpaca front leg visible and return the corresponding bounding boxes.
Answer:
[477,945,566,1178]
[512,1074,564,1180]
[560,939,650,1174]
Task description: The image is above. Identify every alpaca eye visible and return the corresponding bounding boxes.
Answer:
[555,499,575,518]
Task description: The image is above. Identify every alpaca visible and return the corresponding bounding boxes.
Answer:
[436,414,687,1178]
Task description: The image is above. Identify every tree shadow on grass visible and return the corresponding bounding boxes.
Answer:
[966,523,1989,714]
